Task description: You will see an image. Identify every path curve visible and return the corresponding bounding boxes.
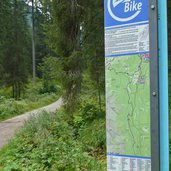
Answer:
[0,98,63,149]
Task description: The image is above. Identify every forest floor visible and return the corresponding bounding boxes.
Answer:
[0,98,63,149]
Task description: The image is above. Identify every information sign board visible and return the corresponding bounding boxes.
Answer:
[105,0,151,170]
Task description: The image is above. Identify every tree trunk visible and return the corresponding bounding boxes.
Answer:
[97,78,102,111]
[12,83,15,99]
[18,82,21,99]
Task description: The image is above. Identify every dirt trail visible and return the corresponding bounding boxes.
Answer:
[0,98,63,149]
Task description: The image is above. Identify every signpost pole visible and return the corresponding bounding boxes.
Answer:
[158,0,169,170]
[149,0,160,170]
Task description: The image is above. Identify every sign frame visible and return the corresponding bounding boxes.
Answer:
[105,0,169,170]
[149,0,160,170]
[149,0,169,170]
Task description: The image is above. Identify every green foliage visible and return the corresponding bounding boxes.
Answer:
[0,84,58,121]
[38,56,62,93]
[80,101,105,122]
[62,51,83,113]
[80,0,105,109]
[0,110,106,171]
[0,0,31,99]
[0,1,107,170]
[0,1,12,72]
[73,98,105,128]
[0,93,57,121]
[32,0,53,73]
[46,1,84,113]
[79,119,106,153]
[0,98,28,120]
[73,99,106,153]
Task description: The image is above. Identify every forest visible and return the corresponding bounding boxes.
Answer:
[0,0,170,171]
[0,0,106,170]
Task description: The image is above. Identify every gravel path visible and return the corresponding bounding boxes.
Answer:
[0,98,63,149]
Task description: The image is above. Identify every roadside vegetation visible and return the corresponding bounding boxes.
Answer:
[0,80,60,121]
[0,98,106,171]
[0,0,106,170]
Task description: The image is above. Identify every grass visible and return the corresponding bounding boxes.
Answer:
[0,108,106,171]
[0,78,106,170]
[0,93,59,121]
[0,80,61,121]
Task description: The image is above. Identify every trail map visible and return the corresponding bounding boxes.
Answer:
[106,55,150,156]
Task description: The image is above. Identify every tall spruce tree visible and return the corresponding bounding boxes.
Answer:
[0,1,12,80]
[1,0,31,99]
[81,0,105,110]
[47,0,83,113]
[34,0,52,76]
[34,0,105,111]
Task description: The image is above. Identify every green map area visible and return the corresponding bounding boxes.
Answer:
[106,55,151,157]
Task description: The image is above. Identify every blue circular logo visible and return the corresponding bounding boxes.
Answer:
[108,0,143,22]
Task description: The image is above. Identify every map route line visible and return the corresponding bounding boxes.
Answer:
[126,56,143,155]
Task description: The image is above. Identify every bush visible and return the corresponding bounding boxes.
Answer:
[0,93,58,121]
[0,110,106,171]
[0,99,28,120]
[79,119,106,152]
[38,57,62,94]
[73,98,105,130]
[72,99,106,163]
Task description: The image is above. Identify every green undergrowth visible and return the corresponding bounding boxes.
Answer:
[0,80,61,121]
[0,99,106,171]
[0,93,58,121]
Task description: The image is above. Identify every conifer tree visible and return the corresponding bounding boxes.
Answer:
[1,0,31,99]
[47,0,83,113]
[35,0,105,111]
[81,0,105,110]
[0,1,12,79]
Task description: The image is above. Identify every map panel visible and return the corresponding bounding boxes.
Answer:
[106,55,150,156]
[106,55,151,170]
